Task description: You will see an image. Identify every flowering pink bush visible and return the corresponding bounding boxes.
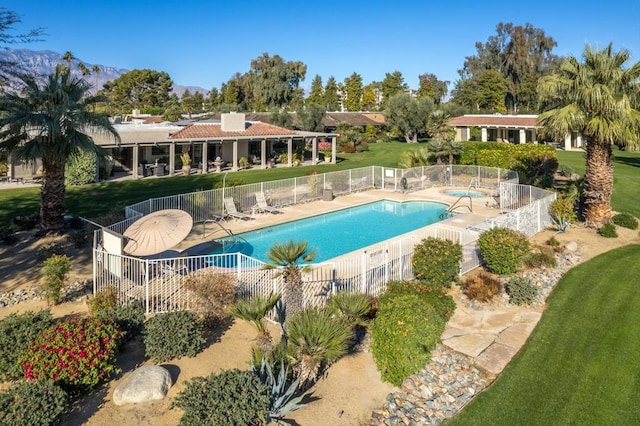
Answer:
[318,141,331,154]
[21,316,123,391]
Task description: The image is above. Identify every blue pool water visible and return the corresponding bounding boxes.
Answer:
[442,189,486,198]
[212,200,450,263]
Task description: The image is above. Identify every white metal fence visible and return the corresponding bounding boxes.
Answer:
[93,165,556,314]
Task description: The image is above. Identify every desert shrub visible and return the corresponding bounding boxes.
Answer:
[96,302,146,344]
[0,310,54,381]
[22,316,123,392]
[546,236,561,247]
[462,272,503,302]
[411,237,463,288]
[371,292,447,386]
[478,227,530,275]
[550,197,577,232]
[557,164,575,177]
[327,291,373,327]
[612,212,638,230]
[286,307,351,386]
[65,149,97,186]
[88,286,119,315]
[143,310,205,362]
[0,225,17,245]
[13,213,39,231]
[383,280,456,321]
[41,254,71,304]
[523,249,558,269]
[599,222,618,238]
[183,270,236,327]
[506,276,539,306]
[172,369,270,426]
[0,379,67,426]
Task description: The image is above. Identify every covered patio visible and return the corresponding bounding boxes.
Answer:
[448,114,541,144]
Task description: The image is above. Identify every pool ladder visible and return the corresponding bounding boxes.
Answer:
[446,180,478,214]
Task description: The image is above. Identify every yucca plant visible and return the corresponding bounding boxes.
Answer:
[228,293,281,352]
[286,307,351,386]
[251,358,306,425]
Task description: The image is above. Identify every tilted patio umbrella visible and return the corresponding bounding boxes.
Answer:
[123,209,193,256]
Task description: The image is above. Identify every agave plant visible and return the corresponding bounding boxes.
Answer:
[328,292,373,328]
[251,358,306,425]
[286,307,351,386]
[228,293,281,352]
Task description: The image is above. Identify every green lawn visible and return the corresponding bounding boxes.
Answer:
[447,244,640,425]
[557,147,640,217]
[0,141,412,223]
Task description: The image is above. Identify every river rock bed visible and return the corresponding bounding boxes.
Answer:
[0,280,91,308]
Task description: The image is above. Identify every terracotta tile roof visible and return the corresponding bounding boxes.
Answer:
[447,115,540,128]
[169,122,297,139]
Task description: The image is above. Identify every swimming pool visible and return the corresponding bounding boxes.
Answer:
[211,200,450,263]
[442,189,486,198]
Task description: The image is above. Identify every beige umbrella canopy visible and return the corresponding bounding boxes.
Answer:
[123,209,193,256]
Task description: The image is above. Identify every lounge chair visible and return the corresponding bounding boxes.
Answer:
[253,192,281,214]
[223,197,251,220]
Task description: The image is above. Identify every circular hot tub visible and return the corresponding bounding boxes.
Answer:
[442,189,486,198]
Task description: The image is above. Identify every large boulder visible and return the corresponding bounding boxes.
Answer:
[113,365,173,406]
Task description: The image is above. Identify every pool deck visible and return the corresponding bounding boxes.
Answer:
[173,186,504,256]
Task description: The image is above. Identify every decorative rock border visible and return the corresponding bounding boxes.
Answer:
[0,280,92,308]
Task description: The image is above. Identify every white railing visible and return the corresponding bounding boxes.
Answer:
[93,165,555,314]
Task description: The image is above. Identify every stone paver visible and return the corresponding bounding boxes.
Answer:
[442,332,496,358]
[474,343,519,375]
[496,322,537,348]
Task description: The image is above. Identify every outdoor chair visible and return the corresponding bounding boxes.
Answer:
[253,192,281,214]
[223,197,252,220]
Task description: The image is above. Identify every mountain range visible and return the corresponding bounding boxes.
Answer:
[0,48,208,97]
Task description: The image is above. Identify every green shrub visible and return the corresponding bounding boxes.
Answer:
[546,236,561,247]
[411,237,463,287]
[22,316,123,392]
[478,227,530,275]
[371,293,447,386]
[506,276,539,305]
[172,369,270,426]
[0,310,54,381]
[65,149,97,186]
[327,291,373,327]
[523,248,558,269]
[143,310,205,362]
[550,197,577,232]
[0,379,67,426]
[612,212,638,230]
[183,270,236,327]
[558,164,575,177]
[462,272,503,302]
[96,303,146,344]
[88,286,119,315]
[383,280,456,321]
[41,254,71,304]
[599,222,618,238]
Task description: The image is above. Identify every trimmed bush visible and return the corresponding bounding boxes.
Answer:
[42,254,71,304]
[506,276,539,305]
[96,303,146,344]
[65,149,97,186]
[88,286,119,315]
[478,227,531,275]
[462,272,503,302]
[383,280,456,321]
[599,222,618,238]
[0,310,54,381]
[0,379,67,426]
[371,292,447,386]
[143,310,205,362]
[183,270,236,327]
[612,212,638,230]
[22,316,123,391]
[172,369,270,426]
[411,237,463,288]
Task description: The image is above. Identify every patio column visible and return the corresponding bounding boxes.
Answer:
[576,135,583,148]
[232,140,238,171]
[133,145,139,179]
[481,128,488,142]
[261,139,266,169]
[564,134,572,150]
[169,143,175,176]
[519,129,526,144]
[330,136,337,164]
[287,138,292,167]
[7,153,15,180]
[466,127,471,141]
[312,137,318,165]
[532,129,538,144]
[201,141,208,173]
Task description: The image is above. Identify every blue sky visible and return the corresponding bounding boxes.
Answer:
[4,0,640,92]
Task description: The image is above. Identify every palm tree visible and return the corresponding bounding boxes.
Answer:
[537,44,640,224]
[91,65,101,94]
[0,70,120,233]
[398,147,431,168]
[228,293,281,352]
[264,240,316,321]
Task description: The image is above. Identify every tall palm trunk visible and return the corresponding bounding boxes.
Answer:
[40,156,66,233]
[284,268,304,320]
[584,141,613,224]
